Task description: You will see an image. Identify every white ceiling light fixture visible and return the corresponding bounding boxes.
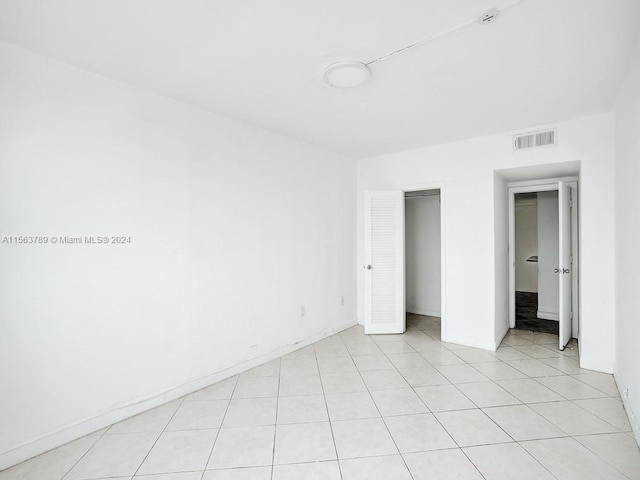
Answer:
[324,61,372,88]
[323,1,524,88]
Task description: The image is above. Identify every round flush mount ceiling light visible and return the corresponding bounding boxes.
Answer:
[323,61,371,88]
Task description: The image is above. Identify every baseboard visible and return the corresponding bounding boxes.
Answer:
[0,319,357,471]
[537,310,559,321]
[494,322,511,350]
[613,372,640,446]
[406,305,441,317]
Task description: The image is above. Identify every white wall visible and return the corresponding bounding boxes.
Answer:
[405,195,441,316]
[614,41,640,443]
[358,113,615,373]
[537,191,560,319]
[514,198,538,293]
[0,41,357,468]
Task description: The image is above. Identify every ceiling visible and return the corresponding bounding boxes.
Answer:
[0,0,639,158]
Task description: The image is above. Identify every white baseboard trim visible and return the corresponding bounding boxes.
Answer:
[0,319,358,471]
[494,322,511,350]
[537,310,559,321]
[614,372,640,446]
[406,306,441,317]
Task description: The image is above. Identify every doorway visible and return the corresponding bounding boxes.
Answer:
[363,185,445,338]
[508,179,579,350]
[405,190,442,336]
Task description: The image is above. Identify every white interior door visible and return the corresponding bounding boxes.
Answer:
[364,191,405,334]
[558,182,572,350]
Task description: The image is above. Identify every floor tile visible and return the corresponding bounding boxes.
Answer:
[397,366,450,387]
[573,397,632,431]
[166,400,228,430]
[65,433,158,479]
[470,361,527,381]
[340,455,412,480]
[529,401,620,436]
[500,335,535,347]
[332,418,398,459]
[108,400,181,434]
[325,391,380,421]
[316,355,356,374]
[539,356,585,375]
[241,359,280,378]
[188,377,238,401]
[232,376,279,399]
[456,382,520,408]
[137,430,216,475]
[315,343,350,358]
[320,372,367,394]
[274,422,336,464]
[384,413,456,453]
[386,352,429,369]
[344,342,382,356]
[0,436,98,480]
[223,398,277,427]
[203,467,271,480]
[369,388,429,416]
[521,437,628,480]
[417,348,465,365]
[482,405,566,441]
[276,395,328,424]
[359,369,409,391]
[352,355,395,371]
[207,426,274,469]
[575,432,640,479]
[377,341,415,354]
[496,378,564,403]
[506,359,564,377]
[492,346,532,361]
[414,385,475,412]
[280,357,318,377]
[272,461,340,480]
[535,375,609,400]
[434,409,513,447]
[464,442,556,480]
[434,364,490,384]
[138,473,203,480]
[453,348,498,364]
[513,344,561,359]
[528,332,560,346]
[572,372,620,396]
[404,449,484,480]
[278,374,323,397]
[9,321,640,480]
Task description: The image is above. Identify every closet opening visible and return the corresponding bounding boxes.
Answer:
[404,189,442,337]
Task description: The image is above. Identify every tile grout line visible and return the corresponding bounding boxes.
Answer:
[130,394,187,479]
[199,374,240,480]
[269,357,282,480]
[340,329,418,480]
[312,341,344,480]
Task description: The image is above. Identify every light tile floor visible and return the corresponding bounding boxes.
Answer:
[2,315,639,480]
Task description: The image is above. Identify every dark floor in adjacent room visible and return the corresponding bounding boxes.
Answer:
[515,291,559,335]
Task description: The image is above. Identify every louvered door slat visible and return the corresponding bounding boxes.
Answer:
[364,191,405,334]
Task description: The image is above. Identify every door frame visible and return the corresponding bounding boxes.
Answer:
[507,177,579,340]
[402,182,447,341]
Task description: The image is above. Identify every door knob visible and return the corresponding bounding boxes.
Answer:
[365,265,372,270]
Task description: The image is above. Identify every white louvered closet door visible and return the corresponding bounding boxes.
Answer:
[558,181,573,350]
[364,191,405,334]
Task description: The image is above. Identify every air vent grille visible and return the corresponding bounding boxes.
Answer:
[514,128,557,151]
